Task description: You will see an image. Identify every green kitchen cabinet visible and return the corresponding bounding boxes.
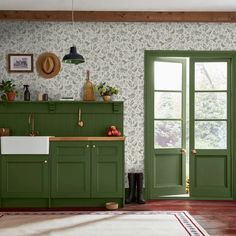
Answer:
[51,141,91,198]
[51,141,124,199]
[0,101,125,207]
[91,141,123,198]
[1,155,49,198]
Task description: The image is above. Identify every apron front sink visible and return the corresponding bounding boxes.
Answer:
[1,136,50,154]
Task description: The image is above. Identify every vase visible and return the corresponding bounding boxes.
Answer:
[102,95,111,102]
[6,92,16,101]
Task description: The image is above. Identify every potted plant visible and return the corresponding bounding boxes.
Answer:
[95,82,119,102]
[0,80,17,101]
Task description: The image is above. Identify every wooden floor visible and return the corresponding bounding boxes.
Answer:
[1,200,236,235]
[122,200,236,236]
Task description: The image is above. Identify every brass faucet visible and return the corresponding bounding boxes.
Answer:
[28,113,39,136]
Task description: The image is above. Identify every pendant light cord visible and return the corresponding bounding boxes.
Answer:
[72,0,74,29]
[62,0,85,64]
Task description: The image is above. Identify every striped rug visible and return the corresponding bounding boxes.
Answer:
[0,211,209,236]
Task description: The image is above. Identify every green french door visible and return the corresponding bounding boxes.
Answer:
[146,53,232,199]
[149,58,187,197]
[189,59,232,198]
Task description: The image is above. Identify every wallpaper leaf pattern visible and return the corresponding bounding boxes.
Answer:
[1,21,236,185]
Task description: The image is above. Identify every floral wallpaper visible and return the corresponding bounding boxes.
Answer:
[1,21,236,184]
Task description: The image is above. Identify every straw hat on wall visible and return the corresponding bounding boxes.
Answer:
[36,52,61,79]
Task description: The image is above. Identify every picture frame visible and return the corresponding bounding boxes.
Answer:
[8,54,33,73]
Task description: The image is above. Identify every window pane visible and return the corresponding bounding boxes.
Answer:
[154,121,181,148]
[154,61,182,90]
[155,92,182,119]
[195,62,227,90]
[195,121,227,149]
[195,92,227,119]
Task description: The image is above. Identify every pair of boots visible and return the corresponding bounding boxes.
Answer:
[125,173,145,204]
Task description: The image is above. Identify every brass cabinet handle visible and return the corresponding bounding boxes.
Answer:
[44,160,48,163]
[192,149,197,154]
[86,145,90,148]
[181,148,186,154]
[93,145,96,148]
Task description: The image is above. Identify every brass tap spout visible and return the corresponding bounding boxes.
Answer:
[28,113,39,136]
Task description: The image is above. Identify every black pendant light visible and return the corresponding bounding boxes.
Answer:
[62,0,85,65]
[63,46,84,64]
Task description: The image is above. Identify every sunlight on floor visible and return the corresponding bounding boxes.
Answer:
[159,194,190,198]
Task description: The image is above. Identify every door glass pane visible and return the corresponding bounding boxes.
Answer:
[195,121,227,149]
[195,62,227,90]
[155,92,182,119]
[154,121,181,148]
[154,61,182,90]
[195,92,227,119]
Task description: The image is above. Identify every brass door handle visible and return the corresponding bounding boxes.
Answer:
[192,149,197,154]
[44,160,48,163]
[181,148,186,154]
[93,145,96,148]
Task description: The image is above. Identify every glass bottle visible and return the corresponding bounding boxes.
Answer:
[23,85,30,101]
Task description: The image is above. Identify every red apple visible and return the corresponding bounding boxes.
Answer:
[108,126,121,136]
[112,130,119,136]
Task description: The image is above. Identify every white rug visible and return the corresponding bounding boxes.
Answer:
[0,211,209,236]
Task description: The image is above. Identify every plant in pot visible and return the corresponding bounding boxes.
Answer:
[94,82,119,102]
[0,80,17,101]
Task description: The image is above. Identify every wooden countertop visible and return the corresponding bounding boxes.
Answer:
[49,136,125,141]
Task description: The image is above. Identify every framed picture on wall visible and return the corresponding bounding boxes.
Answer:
[8,54,33,72]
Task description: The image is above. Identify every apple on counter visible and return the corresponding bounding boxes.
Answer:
[107,126,121,136]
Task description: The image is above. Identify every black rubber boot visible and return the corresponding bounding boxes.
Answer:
[125,173,136,204]
[136,173,145,204]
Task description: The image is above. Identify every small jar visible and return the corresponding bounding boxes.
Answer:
[42,93,48,101]
[37,92,43,101]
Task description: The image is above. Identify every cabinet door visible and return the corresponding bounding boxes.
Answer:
[51,142,90,198]
[91,141,123,198]
[1,155,49,198]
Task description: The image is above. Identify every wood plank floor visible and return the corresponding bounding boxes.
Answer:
[1,200,235,235]
[122,200,236,236]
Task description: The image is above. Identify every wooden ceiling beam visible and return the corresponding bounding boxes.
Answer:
[0,11,236,22]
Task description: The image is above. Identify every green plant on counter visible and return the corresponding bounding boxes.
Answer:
[94,82,119,96]
[0,80,17,101]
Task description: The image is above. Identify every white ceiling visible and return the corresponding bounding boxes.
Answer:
[0,0,236,11]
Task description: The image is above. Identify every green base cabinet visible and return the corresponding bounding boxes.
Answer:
[51,141,91,198]
[1,155,49,198]
[91,141,123,198]
[0,140,124,208]
[51,141,124,201]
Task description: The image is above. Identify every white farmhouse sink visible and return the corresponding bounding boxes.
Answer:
[1,136,50,155]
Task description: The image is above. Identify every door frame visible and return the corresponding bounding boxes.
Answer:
[144,50,236,200]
